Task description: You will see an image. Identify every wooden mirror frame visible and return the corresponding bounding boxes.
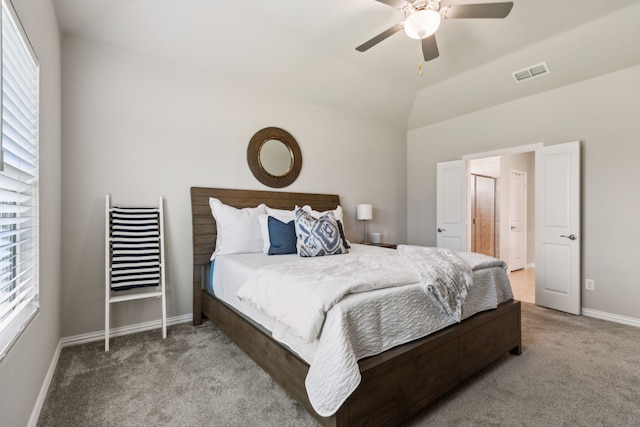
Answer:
[247,127,302,188]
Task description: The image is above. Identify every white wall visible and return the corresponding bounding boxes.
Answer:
[61,37,408,337]
[0,1,62,426]
[407,64,640,320]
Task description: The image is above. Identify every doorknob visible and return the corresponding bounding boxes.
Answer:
[560,234,577,240]
[437,228,446,232]
[510,226,516,230]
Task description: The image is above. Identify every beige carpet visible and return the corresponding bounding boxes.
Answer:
[37,303,640,426]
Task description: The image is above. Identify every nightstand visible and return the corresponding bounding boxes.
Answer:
[363,242,397,249]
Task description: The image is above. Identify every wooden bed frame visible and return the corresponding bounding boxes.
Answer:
[191,187,521,426]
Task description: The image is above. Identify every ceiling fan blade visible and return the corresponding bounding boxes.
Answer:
[356,23,404,52]
[421,35,439,62]
[443,2,513,19]
[374,0,407,9]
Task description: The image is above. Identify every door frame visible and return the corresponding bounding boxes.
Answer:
[462,143,544,160]
[463,143,542,255]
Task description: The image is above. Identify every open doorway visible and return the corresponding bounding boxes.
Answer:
[438,141,581,311]
[467,152,535,304]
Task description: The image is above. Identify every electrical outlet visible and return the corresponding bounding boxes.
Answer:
[585,279,595,291]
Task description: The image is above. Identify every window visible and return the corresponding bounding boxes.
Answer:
[0,0,39,360]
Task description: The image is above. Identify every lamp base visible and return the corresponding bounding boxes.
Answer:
[361,221,368,244]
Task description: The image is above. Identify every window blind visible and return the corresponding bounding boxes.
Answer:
[0,0,39,360]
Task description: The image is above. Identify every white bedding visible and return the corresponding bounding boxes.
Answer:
[210,244,514,417]
[237,249,420,341]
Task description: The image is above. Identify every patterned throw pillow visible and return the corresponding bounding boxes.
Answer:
[295,209,348,257]
[301,205,350,249]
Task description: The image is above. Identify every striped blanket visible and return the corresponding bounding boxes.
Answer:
[110,207,161,291]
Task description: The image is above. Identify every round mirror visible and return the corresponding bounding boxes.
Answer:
[247,127,302,188]
[259,139,293,177]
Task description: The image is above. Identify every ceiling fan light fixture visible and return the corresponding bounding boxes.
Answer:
[404,9,441,40]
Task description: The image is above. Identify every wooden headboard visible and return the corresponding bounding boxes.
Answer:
[190,187,340,324]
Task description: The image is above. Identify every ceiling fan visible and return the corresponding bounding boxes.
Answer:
[356,0,514,62]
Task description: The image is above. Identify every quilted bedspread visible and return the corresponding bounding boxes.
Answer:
[237,245,510,416]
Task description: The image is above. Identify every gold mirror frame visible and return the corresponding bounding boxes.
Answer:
[247,127,302,188]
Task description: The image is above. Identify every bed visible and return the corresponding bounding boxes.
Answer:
[191,187,521,426]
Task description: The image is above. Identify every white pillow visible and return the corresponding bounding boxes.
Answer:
[301,205,344,223]
[259,207,296,253]
[209,198,266,260]
[267,206,296,220]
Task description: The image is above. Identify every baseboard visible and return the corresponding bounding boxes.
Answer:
[28,339,62,427]
[582,308,640,328]
[525,263,535,269]
[61,313,193,347]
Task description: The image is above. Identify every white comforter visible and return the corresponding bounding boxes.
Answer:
[237,250,420,341]
[233,245,512,417]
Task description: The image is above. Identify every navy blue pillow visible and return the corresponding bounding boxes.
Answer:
[267,216,297,255]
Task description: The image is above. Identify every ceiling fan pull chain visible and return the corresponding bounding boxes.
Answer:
[417,40,424,77]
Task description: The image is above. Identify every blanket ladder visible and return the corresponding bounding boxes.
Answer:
[105,195,167,351]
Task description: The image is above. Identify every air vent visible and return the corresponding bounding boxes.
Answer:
[512,62,550,84]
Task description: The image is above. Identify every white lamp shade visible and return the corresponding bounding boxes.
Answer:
[356,204,373,221]
[404,9,441,40]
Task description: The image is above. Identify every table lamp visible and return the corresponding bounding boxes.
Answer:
[356,204,373,243]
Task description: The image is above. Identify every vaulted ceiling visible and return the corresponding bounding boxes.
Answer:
[53,0,640,130]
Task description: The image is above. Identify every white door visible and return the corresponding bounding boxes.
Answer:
[535,141,581,315]
[508,170,526,271]
[436,160,467,251]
